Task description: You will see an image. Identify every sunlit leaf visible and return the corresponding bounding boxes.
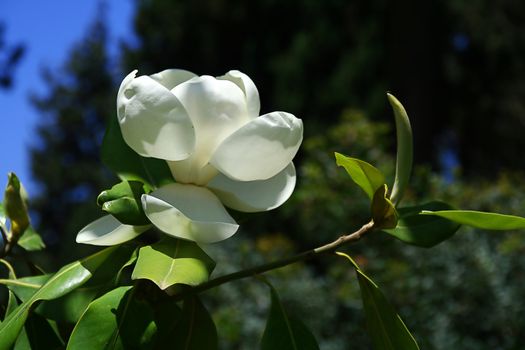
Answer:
[67,286,156,349]
[387,94,413,206]
[3,274,51,301]
[335,152,385,199]
[0,246,117,349]
[132,237,215,290]
[383,201,460,247]
[5,245,137,324]
[17,226,45,251]
[101,114,173,190]
[371,185,398,229]
[171,296,217,350]
[337,252,420,350]
[421,210,525,230]
[261,283,319,350]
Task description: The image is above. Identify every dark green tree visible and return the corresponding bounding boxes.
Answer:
[30,17,115,262]
[124,0,525,175]
[0,22,24,89]
[123,0,388,132]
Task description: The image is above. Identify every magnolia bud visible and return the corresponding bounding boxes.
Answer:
[97,181,149,225]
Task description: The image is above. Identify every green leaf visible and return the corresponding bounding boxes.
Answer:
[97,181,149,225]
[171,296,218,350]
[3,274,52,301]
[5,245,137,324]
[43,246,138,324]
[18,313,64,349]
[0,246,117,349]
[387,94,413,206]
[101,114,173,190]
[371,185,398,229]
[151,299,182,346]
[132,237,215,290]
[261,283,319,350]
[335,152,385,199]
[337,252,420,350]
[421,210,525,230]
[67,286,156,350]
[383,202,460,247]
[17,226,45,251]
[5,290,19,318]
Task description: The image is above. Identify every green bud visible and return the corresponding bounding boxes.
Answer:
[371,184,398,229]
[97,181,149,225]
[387,93,413,207]
[4,173,30,238]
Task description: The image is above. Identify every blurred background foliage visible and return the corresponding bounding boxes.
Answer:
[12,0,525,348]
[0,21,24,89]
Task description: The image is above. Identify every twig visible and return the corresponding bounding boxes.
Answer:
[172,220,375,301]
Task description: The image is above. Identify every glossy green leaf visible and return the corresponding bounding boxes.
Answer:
[17,226,45,251]
[13,329,30,350]
[29,245,136,324]
[102,114,173,190]
[371,185,398,229]
[261,284,319,350]
[5,274,100,327]
[335,152,385,199]
[421,210,525,230]
[387,94,413,206]
[337,252,419,350]
[132,237,215,290]
[383,202,460,247]
[2,274,51,301]
[0,246,117,349]
[67,286,156,349]
[6,292,30,350]
[171,296,218,350]
[5,290,18,319]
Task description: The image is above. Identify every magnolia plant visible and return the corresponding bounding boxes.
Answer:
[1,69,525,349]
[77,69,302,245]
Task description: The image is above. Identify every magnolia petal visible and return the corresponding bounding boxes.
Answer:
[169,76,251,181]
[218,70,260,119]
[142,183,239,243]
[117,70,195,161]
[208,163,296,213]
[150,69,197,90]
[76,215,150,246]
[210,111,303,181]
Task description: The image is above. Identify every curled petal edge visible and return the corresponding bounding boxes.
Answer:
[76,215,151,246]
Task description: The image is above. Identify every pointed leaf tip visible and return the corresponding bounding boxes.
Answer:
[421,210,525,230]
[335,152,385,200]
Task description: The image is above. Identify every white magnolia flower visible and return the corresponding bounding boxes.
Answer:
[77,69,303,245]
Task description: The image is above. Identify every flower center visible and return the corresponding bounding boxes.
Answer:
[167,159,219,186]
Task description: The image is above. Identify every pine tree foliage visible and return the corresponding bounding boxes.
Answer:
[30,18,115,261]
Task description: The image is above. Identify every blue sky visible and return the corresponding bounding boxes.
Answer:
[0,0,134,194]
